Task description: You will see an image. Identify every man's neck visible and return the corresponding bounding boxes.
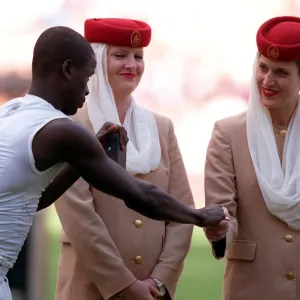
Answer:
[28,79,62,111]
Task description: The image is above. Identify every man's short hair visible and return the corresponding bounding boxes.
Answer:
[32,26,95,78]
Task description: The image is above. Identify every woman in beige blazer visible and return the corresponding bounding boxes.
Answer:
[54,18,195,300]
[204,16,300,300]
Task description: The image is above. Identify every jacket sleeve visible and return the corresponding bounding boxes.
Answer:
[150,119,195,299]
[204,120,238,259]
[55,178,136,300]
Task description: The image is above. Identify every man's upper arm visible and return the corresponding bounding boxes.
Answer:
[54,119,106,164]
[33,118,106,172]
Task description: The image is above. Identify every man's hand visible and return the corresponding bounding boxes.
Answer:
[96,122,128,151]
[204,207,230,241]
[197,205,228,227]
[122,280,162,300]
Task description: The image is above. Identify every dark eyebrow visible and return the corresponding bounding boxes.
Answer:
[275,67,290,73]
[259,62,267,67]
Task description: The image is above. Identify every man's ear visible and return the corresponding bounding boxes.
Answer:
[61,59,73,80]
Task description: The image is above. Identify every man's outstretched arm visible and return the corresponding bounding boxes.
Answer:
[35,119,225,227]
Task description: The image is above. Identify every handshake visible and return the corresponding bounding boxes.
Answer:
[200,205,230,241]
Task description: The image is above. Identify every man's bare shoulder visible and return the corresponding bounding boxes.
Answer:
[33,116,104,169]
[36,117,94,147]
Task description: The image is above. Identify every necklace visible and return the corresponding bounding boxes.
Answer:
[273,123,287,137]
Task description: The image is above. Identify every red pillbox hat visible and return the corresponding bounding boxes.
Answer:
[84,18,151,47]
[256,16,300,61]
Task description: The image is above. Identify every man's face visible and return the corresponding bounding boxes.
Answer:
[61,55,96,115]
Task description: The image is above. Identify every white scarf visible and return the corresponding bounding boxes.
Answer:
[87,43,161,175]
[247,52,300,230]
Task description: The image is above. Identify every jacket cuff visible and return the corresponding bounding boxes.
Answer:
[101,272,136,300]
[151,264,183,300]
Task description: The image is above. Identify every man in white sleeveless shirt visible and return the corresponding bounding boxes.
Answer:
[0,26,227,299]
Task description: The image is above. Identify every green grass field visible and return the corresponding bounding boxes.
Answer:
[46,212,225,300]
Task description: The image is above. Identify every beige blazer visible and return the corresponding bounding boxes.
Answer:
[54,104,194,300]
[205,111,300,300]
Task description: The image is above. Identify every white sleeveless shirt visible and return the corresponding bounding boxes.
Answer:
[0,94,69,274]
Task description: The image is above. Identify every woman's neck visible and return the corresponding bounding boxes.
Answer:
[269,98,299,127]
[114,94,132,124]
